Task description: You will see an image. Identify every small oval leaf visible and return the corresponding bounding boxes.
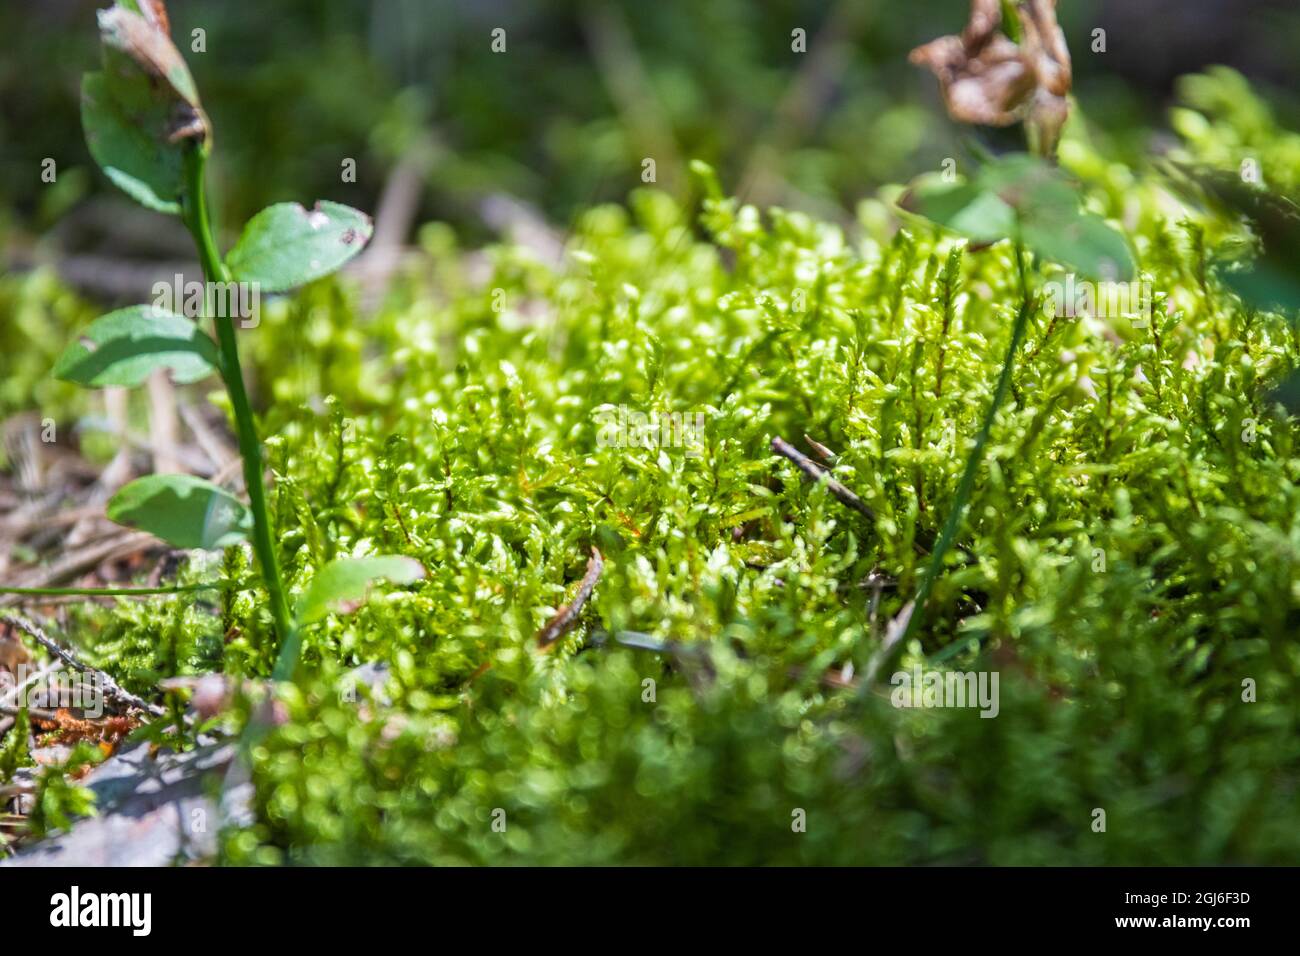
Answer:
[1020,209,1136,282]
[81,72,185,214]
[226,201,373,293]
[898,181,1016,243]
[107,475,250,550]
[81,4,208,214]
[297,556,426,625]
[899,154,1135,282]
[53,306,219,388]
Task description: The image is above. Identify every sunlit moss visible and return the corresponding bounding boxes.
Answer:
[26,73,1300,864]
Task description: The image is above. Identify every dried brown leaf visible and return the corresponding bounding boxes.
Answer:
[909,0,1072,156]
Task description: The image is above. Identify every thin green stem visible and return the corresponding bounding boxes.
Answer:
[874,243,1033,678]
[181,147,298,679]
[0,584,220,598]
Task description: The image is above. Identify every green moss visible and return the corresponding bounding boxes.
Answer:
[37,73,1300,864]
[28,743,102,840]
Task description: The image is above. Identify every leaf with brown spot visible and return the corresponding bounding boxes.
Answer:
[226,201,375,292]
[81,1,209,213]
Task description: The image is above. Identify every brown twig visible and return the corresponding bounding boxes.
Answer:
[772,436,938,556]
[593,630,852,693]
[0,661,64,710]
[0,701,60,722]
[536,547,605,650]
[595,630,717,693]
[177,403,238,473]
[771,436,869,514]
[354,137,441,310]
[772,434,890,522]
[803,434,838,465]
[479,193,565,268]
[5,249,198,302]
[146,370,182,475]
[0,782,35,801]
[737,0,866,212]
[0,613,165,717]
[788,663,860,692]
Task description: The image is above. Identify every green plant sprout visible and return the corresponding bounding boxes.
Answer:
[883,152,1136,670]
[16,1,423,680]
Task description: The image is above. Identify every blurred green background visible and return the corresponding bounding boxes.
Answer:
[3,0,1299,253]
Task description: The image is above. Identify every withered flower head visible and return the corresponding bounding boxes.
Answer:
[910,0,1072,157]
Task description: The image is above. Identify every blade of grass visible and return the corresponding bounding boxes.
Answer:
[864,243,1033,688]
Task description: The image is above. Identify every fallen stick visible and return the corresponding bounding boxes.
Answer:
[536,548,604,650]
[771,436,878,521]
[589,630,684,655]
[771,436,936,556]
[592,630,855,692]
[803,433,838,465]
[0,782,35,800]
[0,613,165,718]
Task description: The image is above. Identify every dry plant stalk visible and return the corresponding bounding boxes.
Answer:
[536,548,605,650]
[909,0,1072,157]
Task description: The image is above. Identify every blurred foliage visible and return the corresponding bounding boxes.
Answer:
[4,0,1299,246]
[1170,67,1300,196]
[0,269,92,420]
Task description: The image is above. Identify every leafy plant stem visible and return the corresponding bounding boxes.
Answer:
[878,242,1033,677]
[181,146,297,678]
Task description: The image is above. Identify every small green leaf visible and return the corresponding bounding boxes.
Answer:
[898,181,1016,243]
[296,556,426,625]
[53,306,219,388]
[226,202,374,292]
[81,4,208,214]
[107,475,250,550]
[898,154,1134,281]
[689,159,724,202]
[81,72,184,214]
[1020,207,1136,282]
[976,154,1075,206]
[981,156,1134,280]
[97,3,202,109]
